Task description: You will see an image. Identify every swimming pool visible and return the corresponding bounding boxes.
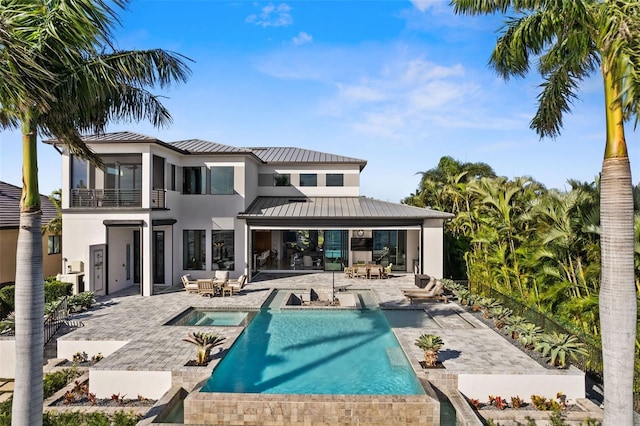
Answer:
[201,307,425,395]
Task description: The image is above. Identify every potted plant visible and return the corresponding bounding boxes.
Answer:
[183,332,225,366]
[414,333,444,367]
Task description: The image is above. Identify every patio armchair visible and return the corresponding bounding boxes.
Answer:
[353,266,368,279]
[222,274,247,297]
[181,274,199,294]
[369,265,382,279]
[212,270,229,287]
[381,263,393,279]
[197,279,217,297]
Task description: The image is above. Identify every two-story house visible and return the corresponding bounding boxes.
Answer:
[46,131,453,297]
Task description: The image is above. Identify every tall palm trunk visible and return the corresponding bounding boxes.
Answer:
[11,122,44,426]
[599,72,636,426]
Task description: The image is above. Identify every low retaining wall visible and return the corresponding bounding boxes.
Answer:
[184,391,440,425]
[0,338,15,378]
[458,367,585,402]
[90,370,172,399]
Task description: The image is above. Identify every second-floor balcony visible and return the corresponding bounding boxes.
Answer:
[70,189,166,209]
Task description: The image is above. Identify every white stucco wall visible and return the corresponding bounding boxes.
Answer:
[422,219,445,278]
[0,338,15,378]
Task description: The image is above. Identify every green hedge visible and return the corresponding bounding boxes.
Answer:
[0,281,72,316]
[44,281,73,303]
[0,286,14,312]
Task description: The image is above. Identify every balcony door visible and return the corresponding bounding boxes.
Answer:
[105,157,142,207]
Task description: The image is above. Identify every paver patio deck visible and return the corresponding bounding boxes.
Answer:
[50,272,586,425]
[55,272,556,379]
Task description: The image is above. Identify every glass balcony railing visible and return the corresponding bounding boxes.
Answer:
[70,189,167,208]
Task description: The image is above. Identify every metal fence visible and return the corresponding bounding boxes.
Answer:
[470,281,640,413]
[44,296,68,346]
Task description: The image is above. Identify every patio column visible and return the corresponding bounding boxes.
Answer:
[141,223,153,296]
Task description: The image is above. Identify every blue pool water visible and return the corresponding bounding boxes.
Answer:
[201,308,425,395]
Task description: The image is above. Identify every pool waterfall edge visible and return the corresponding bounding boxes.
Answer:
[182,381,442,425]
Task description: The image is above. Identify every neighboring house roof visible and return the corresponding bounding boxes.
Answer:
[0,181,59,229]
[169,139,252,154]
[238,196,453,226]
[247,147,366,169]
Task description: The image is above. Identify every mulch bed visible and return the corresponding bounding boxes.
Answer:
[50,396,157,408]
[418,361,445,369]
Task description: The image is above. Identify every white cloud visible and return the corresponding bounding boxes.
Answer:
[292,31,312,46]
[409,0,448,13]
[245,3,293,28]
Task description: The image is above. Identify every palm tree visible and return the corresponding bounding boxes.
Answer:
[0,1,190,424]
[42,190,62,236]
[451,1,639,423]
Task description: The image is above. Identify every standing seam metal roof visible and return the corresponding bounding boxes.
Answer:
[238,197,454,219]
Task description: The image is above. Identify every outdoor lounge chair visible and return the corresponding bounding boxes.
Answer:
[181,274,199,294]
[403,280,448,304]
[222,274,247,296]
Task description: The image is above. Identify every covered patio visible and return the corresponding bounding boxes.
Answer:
[237,196,454,278]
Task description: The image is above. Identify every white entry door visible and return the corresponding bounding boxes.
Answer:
[90,244,106,295]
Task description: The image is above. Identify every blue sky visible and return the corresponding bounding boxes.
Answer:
[1,0,638,202]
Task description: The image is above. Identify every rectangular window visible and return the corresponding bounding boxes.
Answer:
[274,173,291,186]
[183,230,206,270]
[153,155,165,190]
[326,173,344,187]
[211,231,235,271]
[300,173,317,187]
[71,156,88,189]
[47,235,61,255]
[258,174,273,187]
[210,166,234,195]
[183,167,202,194]
[170,165,176,191]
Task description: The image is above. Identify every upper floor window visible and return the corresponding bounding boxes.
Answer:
[210,166,234,195]
[47,235,61,255]
[71,156,88,189]
[274,173,291,186]
[300,174,317,187]
[183,167,202,194]
[326,173,344,187]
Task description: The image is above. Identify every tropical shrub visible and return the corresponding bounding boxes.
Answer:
[504,316,527,339]
[516,323,544,350]
[535,333,588,368]
[183,332,225,365]
[0,312,15,334]
[68,292,96,312]
[414,333,444,367]
[43,367,81,399]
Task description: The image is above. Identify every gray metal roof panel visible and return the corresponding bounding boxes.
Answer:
[247,147,366,166]
[170,139,251,154]
[0,182,59,228]
[238,197,454,220]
